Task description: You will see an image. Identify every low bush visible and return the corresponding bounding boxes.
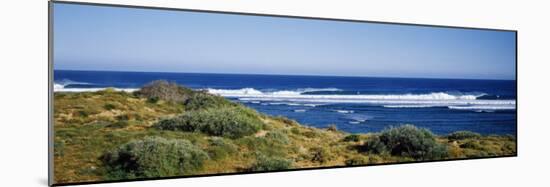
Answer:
[362,136,388,154]
[362,125,448,160]
[251,155,292,171]
[135,80,193,103]
[154,106,263,139]
[343,134,361,142]
[447,131,481,141]
[100,136,209,179]
[265,131,290,145]
[207,138,237,160]
[184,92,235,110]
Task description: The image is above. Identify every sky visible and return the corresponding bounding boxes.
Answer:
[53,3,516,80]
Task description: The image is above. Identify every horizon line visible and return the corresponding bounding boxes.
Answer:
[54,68,516,81]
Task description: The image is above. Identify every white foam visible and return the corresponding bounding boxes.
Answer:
[53,79,138,92]
[259,102,321,107]
[55,87,139,92]
[209,88,485,100]
[448,105,516,110]
[335,110,354,114]
[210,88,515,111]
[237,97,515,106]
[383,104,441,108]
[294,109,307,112]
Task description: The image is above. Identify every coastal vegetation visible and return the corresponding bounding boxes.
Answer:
[53,80,517,183]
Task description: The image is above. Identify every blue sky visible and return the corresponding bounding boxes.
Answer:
[53,3,516,80]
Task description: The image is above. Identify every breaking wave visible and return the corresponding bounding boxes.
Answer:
[208,88,516,110]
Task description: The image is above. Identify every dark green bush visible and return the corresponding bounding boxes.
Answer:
[154,106,263,139]
[363,125,448,160]
[362,136,388,154]
[101,136,209,179]
[184,92,235,110]
[447,131,482,141]
[135,80,193,103]
[251,155,292,171]
[343,134,361,142]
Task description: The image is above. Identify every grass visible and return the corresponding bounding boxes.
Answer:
[53,81,517,183]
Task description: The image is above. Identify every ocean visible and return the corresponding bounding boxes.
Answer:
[54,70,517,135]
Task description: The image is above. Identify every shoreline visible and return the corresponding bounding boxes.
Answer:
[52,82,516,183]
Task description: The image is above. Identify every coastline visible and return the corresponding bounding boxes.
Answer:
[53,82,516,183]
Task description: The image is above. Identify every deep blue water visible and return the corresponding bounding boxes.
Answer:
[54,70,517,135]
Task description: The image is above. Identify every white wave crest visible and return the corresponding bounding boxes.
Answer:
[209,88,485,100]
[54,86,138,93]
[335,110,354,114]
[210,88,515,111]
[448,105,516,110]
[383,105,441,108]
[207,87,341,97]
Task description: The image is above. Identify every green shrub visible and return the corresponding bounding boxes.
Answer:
[362,136,388,154]
[343,134,361,142]
[184,92,235,110]
[100,137,209,179]
[345,156,369,166]
[251,155,292,171]
[265,131,290,145]
[363,125,448,160]
[135,80,193,103]
[154,106,263,139]
[447,131,482,141]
